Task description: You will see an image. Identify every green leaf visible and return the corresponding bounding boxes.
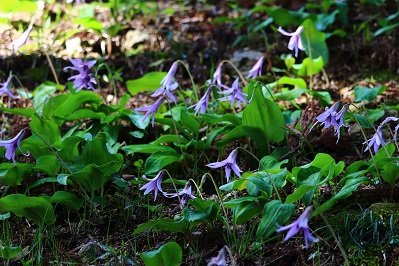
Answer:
[243,84,285,142]
[34,155,60,176]
[0,245,22,260]
[50,191,83,210]
[122,144,177,155]
[277,77,307,89]
[134,218,186,234]
[57,174,69,186]
[0,163,33,187]
[145,152,182,175]
[0,194,56,225]
[140,241,182,266]
[126,72,166,96]
[293,57,324,76]
[354,85,386,102]
[301,19,329,63]
[381,162,399,184]
[32,82,61,114]
[73,17,103,31]
[0,106,34,117]
[256,200,295,240]
[313,177,369,216]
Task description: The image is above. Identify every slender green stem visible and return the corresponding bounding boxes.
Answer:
[175,60,199,102]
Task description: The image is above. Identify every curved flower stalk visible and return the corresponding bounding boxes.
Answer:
[139,171,164,201]
[278,26,305,57]
[315,101,348,141]
[64,59,97,91]
[277,206,318,248]
[246,56,264,79]
[206,149,242,182]
[219,78,247,108]
[0,73,17,98]
[364,116,399,154]
[0,129,29,164]
[164,182,196,207]
[11,21,34,52]
[136,96,165,127]
[151,61,179,103]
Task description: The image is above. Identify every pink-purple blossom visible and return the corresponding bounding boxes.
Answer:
[0,73,17,98]
[0,129,28,164]
[364,116,399,154]
[193,87,212,115]
[208,246,227,266]
[219,78,247,108]
[164,182,196,207]
[278,26,305,57]
[206,149,242,182]
[11,22,34,52]
[151,62,179,103]
[247,56,264,79]
[315,101,348,141]
[64,59,97,91]
[136,97,165,127]
[139,171,164,201]
[276,206,318,248]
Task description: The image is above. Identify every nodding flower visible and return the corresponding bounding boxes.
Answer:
[315,101,348,141]
[64,59,97,91]
[0,129,29,165]
[278,26,305,57]
[247,56,264,79]
[277,206,318,249]
[136,97,165,127]
[151,62,179,103]
[0,73,17,98]
[139,171,164,201]
[206,149,242,182]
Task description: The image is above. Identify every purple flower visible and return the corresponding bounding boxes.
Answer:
[364,127,385,154]
[0,73,17,98]
[278,26,305,57]
[0,129,28,164]
[165,182,196,207]
[219,78,248,108]
[363,116,399,154]
[247,56,264,79]
[315,101,348,141]
[212,63,223,88]
[139,171,164,201]
[206,149,242,182]
[208,247,227,266]
[151,62,179,103]
[193,87,212,115]
[11,22,34,52]
[136,97,165,127]
[276,206,318,248]
[64,59,97,92]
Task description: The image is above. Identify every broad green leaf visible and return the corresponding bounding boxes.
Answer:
[293,57,324,76]
[134,217,186,234]
[57,174,69,185]
[354,85,386,102]
[0,245,22,260]
[0,106,34,117]
[0,163,33,187]
[140,241,182,266]
[313,177,369,216]
[301,19,329,63]
[145,152,182,175]
[277,77,307,89]
[32,82,61,114]
[256,200,295,240]
[73,17,103,31]
[34,155,60,176]
[50,191,83,210]
[126,72,166,96]
[123,144,177,154]
[243,84,285,142]
[183,199,219,225]
[0,194,56,225]
[381,162,399,184]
